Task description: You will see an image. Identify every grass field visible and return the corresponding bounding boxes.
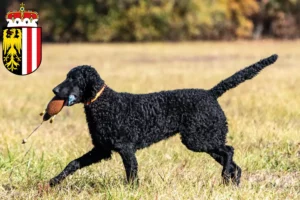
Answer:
[0,41,299,199]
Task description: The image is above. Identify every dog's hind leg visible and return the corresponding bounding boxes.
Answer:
[118,147,138,185]
[181,131,241,186]
[224,145,241,185]
[49,147,111,187]
[207,145,241,185]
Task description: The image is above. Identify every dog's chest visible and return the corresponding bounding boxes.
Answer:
[84,105,118,146]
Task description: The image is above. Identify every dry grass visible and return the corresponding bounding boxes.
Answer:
[0,41,299,199]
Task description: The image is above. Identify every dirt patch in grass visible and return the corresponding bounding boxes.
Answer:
[245,171,300,190]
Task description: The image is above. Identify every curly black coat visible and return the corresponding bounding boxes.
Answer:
[49,54,278,187]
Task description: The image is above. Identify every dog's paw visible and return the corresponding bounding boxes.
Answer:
[231,166,242,186]
[49,178,60,187]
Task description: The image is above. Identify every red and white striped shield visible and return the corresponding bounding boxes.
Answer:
[2,27,42,75]
[21,27,42,75]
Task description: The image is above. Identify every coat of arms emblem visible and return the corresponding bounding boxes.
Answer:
[3,3,42,75]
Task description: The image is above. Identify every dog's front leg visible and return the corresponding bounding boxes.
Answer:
[119,147,138,185]
[49,147,111,187]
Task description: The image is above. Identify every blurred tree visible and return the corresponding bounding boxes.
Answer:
[266,0,300,39]
[228,0,259,38]
[1,0,299,41]
[252,0,268,39]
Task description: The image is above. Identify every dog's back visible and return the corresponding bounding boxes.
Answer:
[115,89,221,149]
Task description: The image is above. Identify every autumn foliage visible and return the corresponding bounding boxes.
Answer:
[2,0,300,42]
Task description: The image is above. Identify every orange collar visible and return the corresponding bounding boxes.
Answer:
[86,84,106,105]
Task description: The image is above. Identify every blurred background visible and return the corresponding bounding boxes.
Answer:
[0,1,300,199]
[1,0,300,42]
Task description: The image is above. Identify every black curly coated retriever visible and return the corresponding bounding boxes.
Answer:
[49,54,278,187]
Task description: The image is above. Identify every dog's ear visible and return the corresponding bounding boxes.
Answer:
[82,66,104,102]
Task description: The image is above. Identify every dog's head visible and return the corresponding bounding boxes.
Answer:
[52,65,104,106]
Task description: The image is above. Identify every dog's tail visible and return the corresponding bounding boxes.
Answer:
[209,54,278,98]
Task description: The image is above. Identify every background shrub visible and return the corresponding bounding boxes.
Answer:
[2,0,300,42]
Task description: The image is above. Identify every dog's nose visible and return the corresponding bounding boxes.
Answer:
[52,87,60,95]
